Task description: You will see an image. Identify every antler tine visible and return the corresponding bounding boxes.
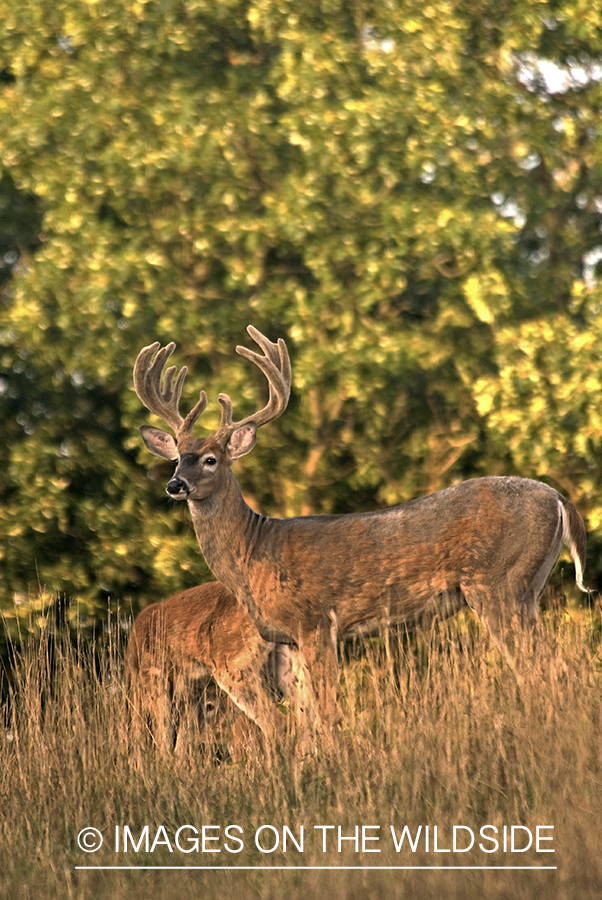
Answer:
[182,391,209,434]
[249,324,291,381]
[133,341,207,438]
[245,324,284,369]
[239,325,291,405]
[216,327,291,439]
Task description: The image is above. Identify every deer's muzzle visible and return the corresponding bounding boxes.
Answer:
[166,477,189,500]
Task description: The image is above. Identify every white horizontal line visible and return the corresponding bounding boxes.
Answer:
[75,865,557,871]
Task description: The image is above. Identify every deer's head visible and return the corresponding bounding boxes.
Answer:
[133,326,291,502]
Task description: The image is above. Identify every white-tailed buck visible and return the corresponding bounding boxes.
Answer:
[124,581,305,754]
[134,327,587,725]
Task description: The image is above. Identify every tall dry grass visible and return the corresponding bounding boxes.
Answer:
[1,603,601,900]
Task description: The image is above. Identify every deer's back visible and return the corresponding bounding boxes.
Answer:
[125,581,263,678]
[242,477,569,637]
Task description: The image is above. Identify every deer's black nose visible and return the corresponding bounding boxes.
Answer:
[166,477,188,497]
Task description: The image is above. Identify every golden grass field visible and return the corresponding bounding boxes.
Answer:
[1,599,601,900]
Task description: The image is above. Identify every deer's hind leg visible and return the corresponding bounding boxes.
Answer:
[173,674,216,756]
[130,666,176,754]
[463,581,542,675]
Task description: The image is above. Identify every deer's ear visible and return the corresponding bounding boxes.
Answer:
[140,425,178,460]
[228,423,257,460]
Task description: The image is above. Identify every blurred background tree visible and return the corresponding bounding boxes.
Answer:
[0,0,601,642]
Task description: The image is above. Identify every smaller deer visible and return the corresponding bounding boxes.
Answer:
[124,581,306,755]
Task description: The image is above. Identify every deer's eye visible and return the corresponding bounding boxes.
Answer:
[203,456,218,470]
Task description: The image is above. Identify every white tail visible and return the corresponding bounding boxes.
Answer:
[134,328,588,727]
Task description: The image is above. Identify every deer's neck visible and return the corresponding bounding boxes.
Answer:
[187,473,264,596]
[186,473,290,642]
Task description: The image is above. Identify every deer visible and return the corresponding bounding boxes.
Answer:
[124,580,307,755]
[133,326,588,729]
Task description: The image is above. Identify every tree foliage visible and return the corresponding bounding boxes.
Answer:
[0,0,601,637]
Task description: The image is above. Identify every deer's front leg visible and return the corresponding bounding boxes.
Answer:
[298,614,341,731]
[211,665,286,743]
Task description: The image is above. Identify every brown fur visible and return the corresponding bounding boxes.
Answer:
[124,581,309,754]
[135,330,588,730]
